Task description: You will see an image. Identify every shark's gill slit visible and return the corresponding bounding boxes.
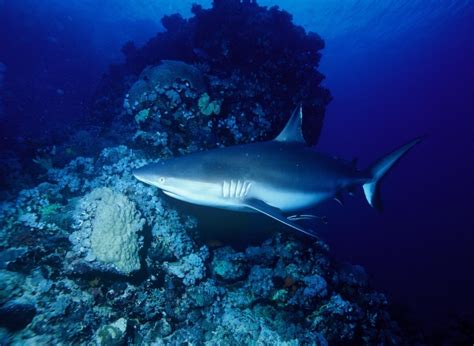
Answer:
[236,180,243,198]
[230,180,236,198]
[243,181,252,198]
[222,180,229,198]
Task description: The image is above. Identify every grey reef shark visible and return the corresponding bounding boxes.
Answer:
[134,106,421,238]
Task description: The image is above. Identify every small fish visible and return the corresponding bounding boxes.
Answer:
[134,106,421,237]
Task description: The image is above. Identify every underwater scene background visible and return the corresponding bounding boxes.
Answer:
[0,0,473,344]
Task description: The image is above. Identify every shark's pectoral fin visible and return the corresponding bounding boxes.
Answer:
[243,198,318,238]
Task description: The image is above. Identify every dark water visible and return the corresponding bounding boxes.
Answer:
[317,6,474,331]
[1,0,473,340]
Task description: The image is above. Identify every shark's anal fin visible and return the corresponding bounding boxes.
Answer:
[334,192,344,206]
[288,214,328,225]
[287,214,320,221]
[243,198,318,238]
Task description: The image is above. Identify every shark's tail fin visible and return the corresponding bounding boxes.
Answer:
[363,137,423,212]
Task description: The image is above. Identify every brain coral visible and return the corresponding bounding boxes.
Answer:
[73,188,145,275]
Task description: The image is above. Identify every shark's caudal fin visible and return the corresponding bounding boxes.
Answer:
[363,137,423,212]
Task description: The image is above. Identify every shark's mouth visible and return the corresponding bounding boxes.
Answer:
[162,190,181,199]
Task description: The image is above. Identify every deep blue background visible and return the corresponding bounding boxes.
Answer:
[318,10,474,330]
[1,0,473,333]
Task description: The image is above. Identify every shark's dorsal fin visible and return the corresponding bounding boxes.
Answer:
[274,105,306,144]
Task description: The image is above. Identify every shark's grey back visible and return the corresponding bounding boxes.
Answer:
[184,141,363,192]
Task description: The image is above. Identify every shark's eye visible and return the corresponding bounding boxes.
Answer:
[159,177,166,184]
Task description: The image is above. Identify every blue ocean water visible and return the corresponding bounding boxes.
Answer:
[0,0,473,342]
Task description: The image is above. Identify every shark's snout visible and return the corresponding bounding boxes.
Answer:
[133,166,155,185]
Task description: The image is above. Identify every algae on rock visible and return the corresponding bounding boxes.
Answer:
[198,92,221,116]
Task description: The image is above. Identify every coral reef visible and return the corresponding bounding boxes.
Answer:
[0,145,404,344]
[126,60,207,109]
[0,0,413,344]
[92,0,331,153]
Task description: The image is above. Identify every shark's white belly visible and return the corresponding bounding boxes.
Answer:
[249,184,331,212]
[162,179,331,213]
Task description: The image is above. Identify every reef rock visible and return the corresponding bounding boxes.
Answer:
[0,300,36,331]
[125,59,207,113]
[95,318,128,346]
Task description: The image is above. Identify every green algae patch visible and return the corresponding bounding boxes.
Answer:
[135,108,150,124]
[198,93,221,116]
